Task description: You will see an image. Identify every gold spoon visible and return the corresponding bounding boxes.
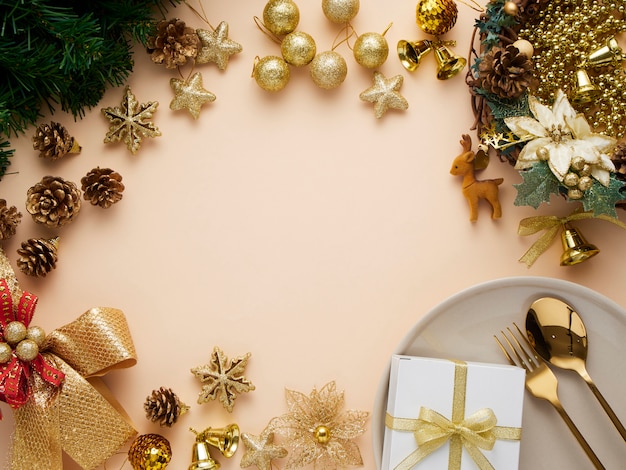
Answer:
[526,297,626,441]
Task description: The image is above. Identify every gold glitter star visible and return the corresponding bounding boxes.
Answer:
[190,346,255,412]
[169,72,216,119]
[359,71,408,119]
[240,430,287,470]
[102,86,161,154]
[196,21,242,70]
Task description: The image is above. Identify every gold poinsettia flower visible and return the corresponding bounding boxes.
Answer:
[504,89,616,186]
[267,381,369,470]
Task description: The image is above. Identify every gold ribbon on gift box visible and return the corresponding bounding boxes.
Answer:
[385,360,521,470]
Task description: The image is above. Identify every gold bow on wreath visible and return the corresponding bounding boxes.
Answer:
[517,211,626,267]
[385,361,521,470]
[0,250,137,470]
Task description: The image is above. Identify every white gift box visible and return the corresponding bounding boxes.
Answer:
[382,355,525,470]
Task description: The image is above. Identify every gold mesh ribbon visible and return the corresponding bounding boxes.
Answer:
[9,307,138,470]
[385,360,521,470]
[517,211,626,267]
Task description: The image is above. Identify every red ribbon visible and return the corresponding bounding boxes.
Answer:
[0,279,64,416]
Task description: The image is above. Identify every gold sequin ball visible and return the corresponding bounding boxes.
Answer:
[518,0,626,138]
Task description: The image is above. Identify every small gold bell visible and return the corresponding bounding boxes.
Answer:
[571,69,601,105]
[397,39,432,71]
[189,431,220,470]
[560,223,600,266]
[201,424,240,458]
[433,42,466,80]
[586,37,625,67]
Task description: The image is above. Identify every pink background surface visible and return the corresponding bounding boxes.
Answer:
[1,2,626,469]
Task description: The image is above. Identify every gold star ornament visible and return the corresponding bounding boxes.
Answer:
[196,21,242,70]
[359,71,409,119]
[190,346,255,412]
[102,86,161,154]
[240,430,287,470]
[170,72,216,119]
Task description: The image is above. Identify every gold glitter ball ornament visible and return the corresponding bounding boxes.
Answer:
[0,342,11,363]
[281,31,316,66]
[128,434,172,470]
[503,1,519,16]
[353,31,389,69]
[4,321,27,345]
[253,56,291,92]
[310,50,348,89]
[15,339,39,362]
[263,0,300,36]
[322,0,360,24]
[416,0,458,37]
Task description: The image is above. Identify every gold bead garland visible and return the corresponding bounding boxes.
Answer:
[518,0,626,139]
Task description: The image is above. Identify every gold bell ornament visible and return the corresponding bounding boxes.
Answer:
[189,431,220,470]
[397,39,433,71]
[586,37,626,67]
[201,423,240,458]
[128,434,172,470]
[397,0,479,79]
[432,40,466,79]
[570,68,602,105]
[559,223,600,266]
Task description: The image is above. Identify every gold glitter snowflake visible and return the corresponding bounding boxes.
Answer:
[102,86,161,154]
[266,381,369,470]
[190,346,255,412]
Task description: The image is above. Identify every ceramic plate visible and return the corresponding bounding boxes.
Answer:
[372,276,626,469]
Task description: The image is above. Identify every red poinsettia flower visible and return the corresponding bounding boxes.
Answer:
[0,279,64,419]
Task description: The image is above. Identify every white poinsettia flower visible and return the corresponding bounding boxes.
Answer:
[504,89,616,186]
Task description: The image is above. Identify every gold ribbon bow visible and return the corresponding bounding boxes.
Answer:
[386,360,521,470]
[8,307,138,469]
[517,211,626,267]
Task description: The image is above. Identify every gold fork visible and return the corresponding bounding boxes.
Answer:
[495,324,606,470]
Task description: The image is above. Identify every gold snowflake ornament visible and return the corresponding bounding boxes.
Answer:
[102,86,161,154]
[266,381,369,469]
[190,346,255,412]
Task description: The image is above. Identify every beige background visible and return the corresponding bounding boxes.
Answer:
[1,1,626,469]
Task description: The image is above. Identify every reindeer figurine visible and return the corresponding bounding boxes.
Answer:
[450,134,503,222]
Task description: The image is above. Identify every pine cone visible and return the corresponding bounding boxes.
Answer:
[17,237,59,277]
[26,176,82,227]
[32,121,81,160]
[0,199,22,240]
[81,167,125,208]
[147,18,200,69]
[478,44,535,99]
[144,387,189,427]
